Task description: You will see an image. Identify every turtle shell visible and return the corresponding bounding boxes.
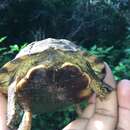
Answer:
[15,38,80,59]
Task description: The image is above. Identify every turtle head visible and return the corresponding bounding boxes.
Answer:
[92,80,113,99]
[81,51,106,79]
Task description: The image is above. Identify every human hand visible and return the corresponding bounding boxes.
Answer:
[63,63,130,130]
[0,93,9,130]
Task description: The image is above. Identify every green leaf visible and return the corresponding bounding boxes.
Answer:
[91,45,97,51]
[0,36,7,43]
[9,44,20,52]
[105,46,113,52]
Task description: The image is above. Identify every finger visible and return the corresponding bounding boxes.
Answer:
[95,62,117,118]
[63,94,96,130]
[116,80,130,130]
[0,93,9,130]
[103,62,116,89]
[86,90,117,130]
[80,94,96,119]
[86,63,117,130]
[62,118,88,130]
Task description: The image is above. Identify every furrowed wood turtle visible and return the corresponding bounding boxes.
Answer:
[0,38,112,130]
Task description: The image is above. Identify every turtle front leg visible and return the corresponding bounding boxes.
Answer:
[18,111,32,130]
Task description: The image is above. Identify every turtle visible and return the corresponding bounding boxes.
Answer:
[0,38,112,130]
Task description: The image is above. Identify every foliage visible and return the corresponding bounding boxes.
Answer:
[87,45,113,58]
[113,32,130,80]
[0,0,127,48]
[31,105,77,130]
[0,36,27,66]
[88,44,129,80]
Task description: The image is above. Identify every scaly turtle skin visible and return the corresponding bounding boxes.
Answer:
[0,38,112,130]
